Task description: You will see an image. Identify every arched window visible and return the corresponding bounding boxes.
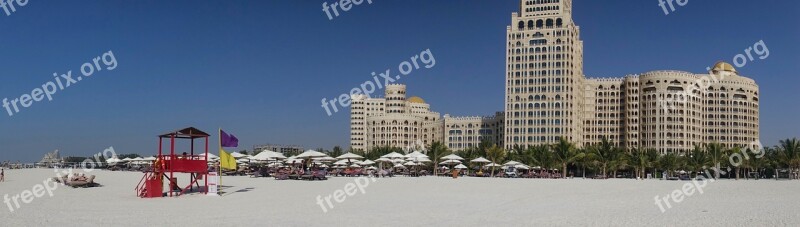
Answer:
[536,20,544,28]
[518,21,525,29]
[556,18,563,27]
[527,20,534,29]
[546,19,554,27]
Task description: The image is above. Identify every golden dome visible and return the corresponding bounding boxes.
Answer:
[712,61,737,73]
[407,96,425,104]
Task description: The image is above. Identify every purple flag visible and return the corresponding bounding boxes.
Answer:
[220,130,239,147]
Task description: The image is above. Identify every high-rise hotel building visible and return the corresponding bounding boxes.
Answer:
[351,0,760,154]
[505,0,585,148]
[505,0,759,153]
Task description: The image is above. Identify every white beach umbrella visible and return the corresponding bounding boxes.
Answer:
[416,157,431,162]
[296,150,328,159]
[405,151,428,158]
[336,153,364,160]
[441,154,464,161]
[485,163,501,167]
[253,151,286,161]
[455,164,468,169]
[200,153,219,159]
[144,157,157,161]
[122,158,133,162]
[319,164,329,168]
[367,166,377,170]
[381,152,405,159]
[503,161,522,166]
[470,157,491,163]
[286,158,304,164]
[350,164,361,168]
[333,160,349,165]
[515,164,530,170]
[375,157,392,162]
[439,160,461,165]
[314,156,337,162]
[231,152,245,158]
[403,161,418,166]
[393,164,406,168]
[359,160,376,166]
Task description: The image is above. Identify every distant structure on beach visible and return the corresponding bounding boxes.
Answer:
[38,149,62,166]
[253,144,304,156]
[349,0,761,155]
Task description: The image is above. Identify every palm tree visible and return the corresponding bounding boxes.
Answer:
[588,137,616,178]
[645,148,660,179]
[551,137,582,178]
[705,143,727,179]
[777,138,800,179]
[607,147,629,178]
[686,145,709,178]
[529,145,552,175]
[629,148,648,180]
[659,153,681,178]
[427,141,450,176]
[729,147,744,180]
[330,146,344,158]
[574,147,591,178]
[486,145,506,177]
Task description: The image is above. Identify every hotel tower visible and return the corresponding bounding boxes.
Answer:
[504,0,585,149]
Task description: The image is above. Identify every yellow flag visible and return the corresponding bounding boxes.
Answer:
[219,148,237,170]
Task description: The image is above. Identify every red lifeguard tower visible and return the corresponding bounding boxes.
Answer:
[136,127,210,198]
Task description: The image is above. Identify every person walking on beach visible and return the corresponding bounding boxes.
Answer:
[1,168,5,182]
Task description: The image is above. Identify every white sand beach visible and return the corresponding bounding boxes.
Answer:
[1,169,799,226]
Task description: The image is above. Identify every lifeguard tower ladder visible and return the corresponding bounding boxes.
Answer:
[136,127,210,198]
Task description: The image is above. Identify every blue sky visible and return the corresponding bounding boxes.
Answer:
[0,0,798,161]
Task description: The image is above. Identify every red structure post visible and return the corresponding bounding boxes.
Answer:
[136,127,211,198]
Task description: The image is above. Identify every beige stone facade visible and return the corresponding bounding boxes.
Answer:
[582,65,760,154]
[350,84,504,152]
[350,0,760,154]
[505,0,585,149]
[350,84,443,152]
[505,0,759,153]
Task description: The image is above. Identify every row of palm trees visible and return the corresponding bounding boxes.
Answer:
[350,137,800,180]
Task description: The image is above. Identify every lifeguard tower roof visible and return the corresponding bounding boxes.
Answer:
[158,127,210,139]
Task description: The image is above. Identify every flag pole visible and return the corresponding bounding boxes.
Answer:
[218,128,222,195]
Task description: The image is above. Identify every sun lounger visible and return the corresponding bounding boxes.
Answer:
[274,173,289,180]
[313,170,328,180]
